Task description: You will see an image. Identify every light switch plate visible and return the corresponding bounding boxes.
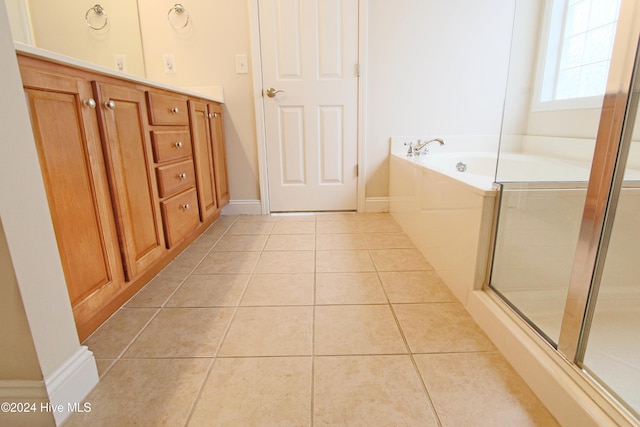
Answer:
[163,53,176,73]
[114,54,126,72]
[235,54,249,74]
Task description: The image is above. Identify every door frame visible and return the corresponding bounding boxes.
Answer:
[248,0,368,214]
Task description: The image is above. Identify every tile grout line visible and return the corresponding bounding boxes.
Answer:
[310,217,317,427]
[86,218,239,382]
[371,227,444,427]
[167,217,241,426]
[182,215,256,427]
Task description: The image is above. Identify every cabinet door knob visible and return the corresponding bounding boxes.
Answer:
[170,107,180,114]
[181,203,190,210]
[104,100,116,110]
[178,173,187,180]
[175,141,183,148]
[83,98,97,109]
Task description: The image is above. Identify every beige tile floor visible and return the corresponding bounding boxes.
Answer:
[65,213,559,427]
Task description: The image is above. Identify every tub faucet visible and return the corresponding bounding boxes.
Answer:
[414,138,445,155]
[404,142,415,156]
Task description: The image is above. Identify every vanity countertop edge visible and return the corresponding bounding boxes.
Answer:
[14,42,225,104]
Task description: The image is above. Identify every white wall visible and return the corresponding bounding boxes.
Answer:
[365,0,516,198]
[0,0,80,381]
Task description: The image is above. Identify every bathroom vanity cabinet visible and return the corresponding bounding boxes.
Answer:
[17,53,228,340]
[208,102,230,207]
[188,100,230,222]
[94,82,168,280]
[189,100,219,221]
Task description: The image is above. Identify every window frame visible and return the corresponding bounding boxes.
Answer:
[531,0,619,112]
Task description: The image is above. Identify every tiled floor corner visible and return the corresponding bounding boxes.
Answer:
[64,213,559,427]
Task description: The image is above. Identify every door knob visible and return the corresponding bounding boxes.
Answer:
[266,88,285,98]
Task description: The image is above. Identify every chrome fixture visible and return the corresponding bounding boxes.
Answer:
[85,4,108,31]
[414,138,445,154]
[404,141,414,156]
[456,161,467,172]
[168,4,190,29]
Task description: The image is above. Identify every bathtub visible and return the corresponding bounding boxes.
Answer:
[389,152,498,303]
[389,150,627,426]
[407,150,602,185]
[389,150,604,301]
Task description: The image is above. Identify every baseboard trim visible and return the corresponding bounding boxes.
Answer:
[221,200,262,216]
[221,198,388,215]
[45,346,98,425]
[364,197,389,213]
[0,379,53,426]
[0,379,48,399]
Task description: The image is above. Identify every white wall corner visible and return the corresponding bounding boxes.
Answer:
[365,197,389,213]
[44,346,98,425]
[221,200,263,216]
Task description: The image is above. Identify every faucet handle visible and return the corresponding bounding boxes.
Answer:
[404,142,414,156]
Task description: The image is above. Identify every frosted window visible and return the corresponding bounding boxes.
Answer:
[543,0,621,102]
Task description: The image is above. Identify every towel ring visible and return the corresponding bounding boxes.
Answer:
[167,4,190,29]
[85,4,108,31]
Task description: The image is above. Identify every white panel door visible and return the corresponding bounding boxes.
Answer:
[259,0,359,212]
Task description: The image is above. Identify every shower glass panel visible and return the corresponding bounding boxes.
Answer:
[581,111,640,418]
[490,0,639,420]
[488,0,619,345]
[490,182,588,344]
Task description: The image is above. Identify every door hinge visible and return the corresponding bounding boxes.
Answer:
[356,63,361,77]
[355,164,359,177]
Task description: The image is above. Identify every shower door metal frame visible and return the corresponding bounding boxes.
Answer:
[557,0,640,362]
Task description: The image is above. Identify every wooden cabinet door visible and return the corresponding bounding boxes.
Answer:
[208,103,230,207]
[19,65,125,311]
[94,82,166,280]
[189,100,218,221]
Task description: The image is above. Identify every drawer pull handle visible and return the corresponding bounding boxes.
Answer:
[178,173,187,180]
[175,141,183,148]
[104,100,116,110]
[83,98,97,109]
[181,203,190,210]
[171,107,180,114]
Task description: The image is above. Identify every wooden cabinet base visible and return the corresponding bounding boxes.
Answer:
[18,53,229,342]
[73,210,219,341]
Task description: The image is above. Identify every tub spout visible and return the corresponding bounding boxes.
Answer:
[414,138,445,154]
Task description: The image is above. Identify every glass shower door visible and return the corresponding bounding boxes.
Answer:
[490,0,640,420]
[580,85,640,419]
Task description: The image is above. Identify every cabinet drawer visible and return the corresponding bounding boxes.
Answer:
[151,130,192,162]
[147,91,189,125]
[156,160,196,198]
[161,188,200,248]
